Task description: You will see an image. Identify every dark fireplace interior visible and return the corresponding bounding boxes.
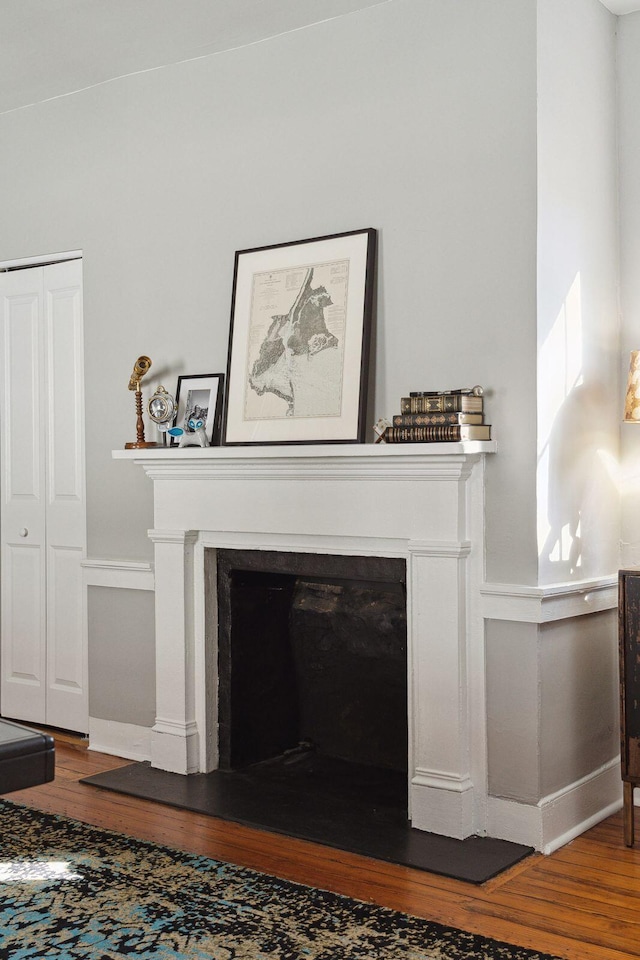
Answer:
[216,549,408,819]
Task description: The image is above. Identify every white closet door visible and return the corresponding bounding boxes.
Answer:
[0,270,47,722]
[0,260,87,732]
[43,260,87,731]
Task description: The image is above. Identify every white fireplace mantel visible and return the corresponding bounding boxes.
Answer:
[115,441,496,841]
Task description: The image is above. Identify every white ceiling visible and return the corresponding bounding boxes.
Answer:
[602,0,640,12]
[0,0,387,115]
[2,0,640,116]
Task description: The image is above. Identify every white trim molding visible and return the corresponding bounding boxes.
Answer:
[409,539,471,559]
[481,575,617,623]
[88,717,152,762]
[0,250,83,270]
[411,769,475,841]
[151,718,200,774]
[487,757,622,853]
[82,558,154,591]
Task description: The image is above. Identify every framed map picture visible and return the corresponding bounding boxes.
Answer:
[222,228,376,445]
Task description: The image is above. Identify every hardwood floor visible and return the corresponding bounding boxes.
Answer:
[6,731,640,960]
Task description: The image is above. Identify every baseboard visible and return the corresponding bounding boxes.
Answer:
[487,757,622,853]
[88,718,152,763]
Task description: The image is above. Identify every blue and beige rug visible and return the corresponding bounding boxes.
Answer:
[0,800,561,959]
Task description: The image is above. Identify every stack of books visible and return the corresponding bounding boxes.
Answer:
[383,387,491,443]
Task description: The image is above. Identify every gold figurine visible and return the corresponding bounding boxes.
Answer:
[124,356,158,449]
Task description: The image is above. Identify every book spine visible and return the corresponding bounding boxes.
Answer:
[409,387,483,397]
[384,425,491,442]
[400,395,483,413]
[392,412,484,426]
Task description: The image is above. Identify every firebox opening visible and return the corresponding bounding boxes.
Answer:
[216,550,408,816]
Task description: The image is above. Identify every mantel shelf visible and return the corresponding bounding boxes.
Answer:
[113,441,496,461]
[113,441,496,481]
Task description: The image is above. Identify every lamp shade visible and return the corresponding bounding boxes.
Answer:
[625,351,640,422]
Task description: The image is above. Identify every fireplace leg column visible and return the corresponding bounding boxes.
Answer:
[148,529,200,774]
[408,543,477,840]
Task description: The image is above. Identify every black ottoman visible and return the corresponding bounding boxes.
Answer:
[0,719,55,794]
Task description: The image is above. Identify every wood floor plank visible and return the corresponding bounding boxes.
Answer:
[506,872,640,919]
[7,731,640,960]
[550,846,640,882]
[468,886,640,951]
[527,856,640,898]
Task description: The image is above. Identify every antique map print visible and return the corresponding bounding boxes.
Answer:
[245,259,350,420]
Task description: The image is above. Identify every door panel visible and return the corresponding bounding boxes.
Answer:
[1,542,46,721]
[0,259,87,732]
[46,543,85,731]
[45,264,86,550]
[4,289,43,504]
[47,269,84,505]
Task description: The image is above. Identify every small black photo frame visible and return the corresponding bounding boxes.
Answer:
[171,373,225,446]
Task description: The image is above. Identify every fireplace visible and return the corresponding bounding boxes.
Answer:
[117,442,493,841]
[214,548,408,812]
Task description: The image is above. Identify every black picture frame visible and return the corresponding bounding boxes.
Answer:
[171,373,225,447]
[222,228,376,446]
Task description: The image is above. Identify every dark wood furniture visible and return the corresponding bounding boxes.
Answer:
[618,569,640,845]
[0,718,54,794]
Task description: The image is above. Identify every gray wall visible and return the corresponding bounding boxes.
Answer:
[0,0,539,577]
[0,0,540,727]
[486,611,618,804]
[88,587,156,727]
[486,619,541,803]
[539,611,618,798]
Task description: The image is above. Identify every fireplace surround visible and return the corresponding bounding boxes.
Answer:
[115,441,495,840]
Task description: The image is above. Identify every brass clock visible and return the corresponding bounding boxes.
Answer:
[147,385,177,444]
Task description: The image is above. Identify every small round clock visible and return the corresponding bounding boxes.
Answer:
[147,386,177,440]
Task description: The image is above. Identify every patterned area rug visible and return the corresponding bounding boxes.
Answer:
[0,800,561,960]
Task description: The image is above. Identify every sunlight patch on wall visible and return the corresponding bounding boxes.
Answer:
[537,273,583,570]
[538,273,583,455]
[545,518,581,565]
[596,448,622,487]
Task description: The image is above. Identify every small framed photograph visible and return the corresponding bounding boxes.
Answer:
[171,373,225,446]
[222,228,376,445]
